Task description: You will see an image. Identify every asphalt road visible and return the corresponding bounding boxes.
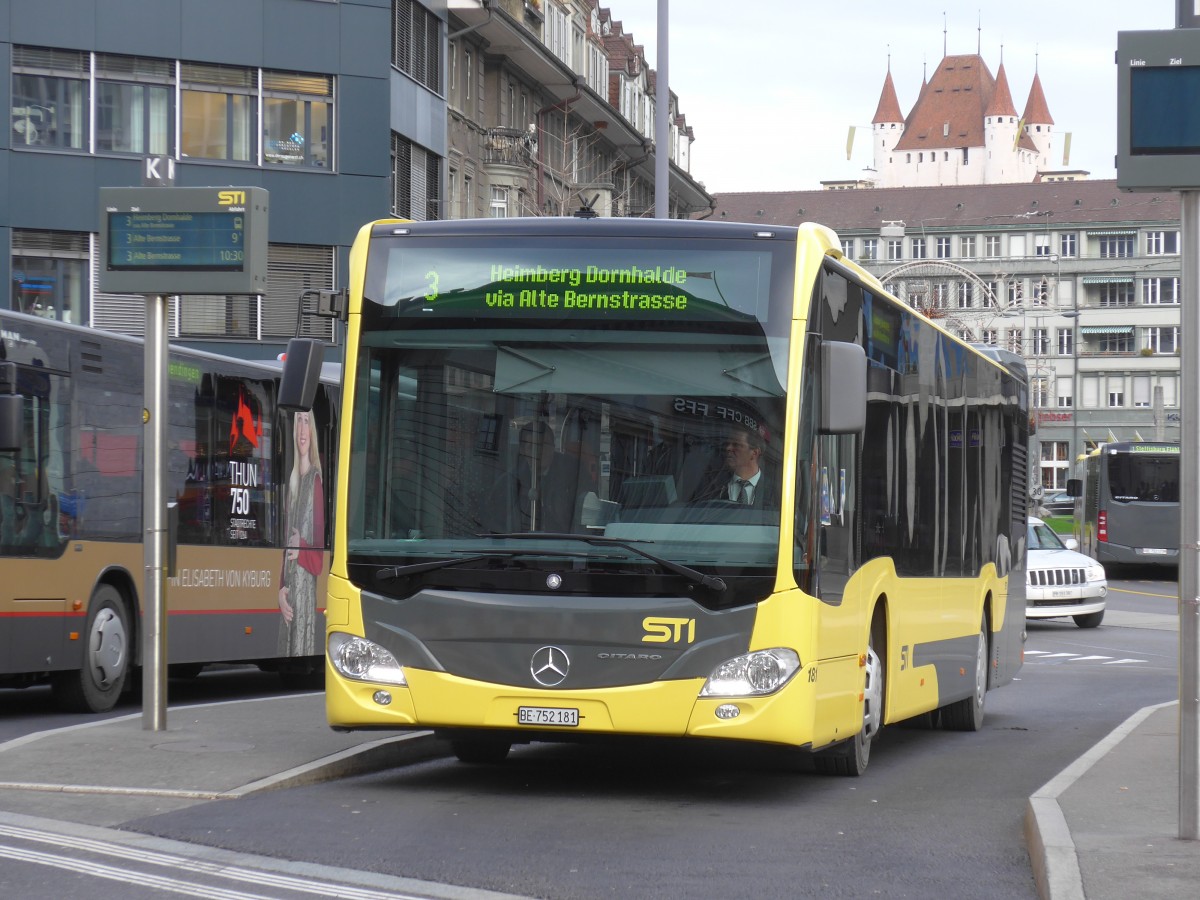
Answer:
[0,576,1180,899]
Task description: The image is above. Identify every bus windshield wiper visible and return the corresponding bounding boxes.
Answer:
[481,532,727,593]
[374,548,593,583]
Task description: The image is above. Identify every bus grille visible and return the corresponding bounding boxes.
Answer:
[1028,568,1085,587]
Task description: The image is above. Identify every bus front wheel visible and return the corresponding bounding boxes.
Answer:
[814,624,884,776]
[52,584,131,713]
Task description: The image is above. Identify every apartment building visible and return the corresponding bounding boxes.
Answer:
[711,181,1182,491]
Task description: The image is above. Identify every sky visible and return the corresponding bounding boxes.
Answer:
[610,0,1176,194]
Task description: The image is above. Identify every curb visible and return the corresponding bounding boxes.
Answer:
[1024,699,1177,900]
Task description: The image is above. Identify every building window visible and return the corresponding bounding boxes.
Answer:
[985,234,1001,257]
[1097,332,1133,354]
[910,237,926,259]
[959,235,976,259]
[981,328,998,345]
[1031,376,1050,408]
[181,63,257,162]
[887,239,903,261]
[1108,389,1125,408]
[1143,326,1179,355]
[1059,232,1077,257]
[1057,327,1074,356]
[1031,327,1049,355]
[1143,277,1180,305]
[10,229,88,325]
[1099,234,1135,258]
[957,282,971,308]
[1034,234,1051,257]
[463,174,473,217]
[11,46,88,150]
[390,132,442,221]
[1099,282,1135,307]
[263,71,333,168]
[465,50,472,102]
[1056,377,1073,407]
[392,0,442,93]
[490,186,509,218]
[984,280,1000,308]
[935,236,951,259]
[1008,281,1024,306]
[1145,230,1179,255]
[95,53,173,156]
[1006,329,1023,353]
[861,238,878,260]
[840,239,853,257]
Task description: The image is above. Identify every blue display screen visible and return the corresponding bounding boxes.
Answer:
[1130,65,1200,155]
[107,211,246,270]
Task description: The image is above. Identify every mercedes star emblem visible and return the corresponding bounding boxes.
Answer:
[531,645,570,686]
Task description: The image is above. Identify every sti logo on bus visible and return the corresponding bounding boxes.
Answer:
[642,617,696,644]
[218,190,246,207]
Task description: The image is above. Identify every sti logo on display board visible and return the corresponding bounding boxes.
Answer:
[99,186,267,294]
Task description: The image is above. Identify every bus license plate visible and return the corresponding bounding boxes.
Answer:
[1140,548,1168,556]
[518,706,579,727]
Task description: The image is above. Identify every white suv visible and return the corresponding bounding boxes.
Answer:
[1026,517,1107,628]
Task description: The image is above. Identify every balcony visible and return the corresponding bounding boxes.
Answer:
[482,127,535,169]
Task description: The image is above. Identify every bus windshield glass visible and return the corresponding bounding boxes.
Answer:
[1106,445,1180,503]
[346,233,795,606]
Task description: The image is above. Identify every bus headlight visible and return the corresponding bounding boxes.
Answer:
[700,648,801,697]
[328,632,407,686]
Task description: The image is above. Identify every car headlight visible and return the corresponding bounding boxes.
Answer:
[328,632,407,686]
[700,648,801,697]
[1086,564,1106,583]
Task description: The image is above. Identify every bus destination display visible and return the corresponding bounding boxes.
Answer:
[108,211,245,271]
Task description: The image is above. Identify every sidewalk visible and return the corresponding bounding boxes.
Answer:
[1025,608,1200,900]
[0,693,444,827]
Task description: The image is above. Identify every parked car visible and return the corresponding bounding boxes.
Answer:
[1040,491,1076,516]
[1025,517,1107,628]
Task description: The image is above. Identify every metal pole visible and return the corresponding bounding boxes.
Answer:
[142,293,169,730]
[1178,190,1200,839]
[654,0,669,219]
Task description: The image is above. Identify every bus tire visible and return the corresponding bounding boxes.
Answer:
[941,619,988,732]
[52,584,131,713]
[450,738,511,764]
[814,619,884,776]
[1073,610,1105,629]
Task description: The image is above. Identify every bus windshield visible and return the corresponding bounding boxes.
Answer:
[346,233,794,606]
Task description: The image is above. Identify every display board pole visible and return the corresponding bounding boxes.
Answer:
[142,293,169,731]
[1181,191,1200,839]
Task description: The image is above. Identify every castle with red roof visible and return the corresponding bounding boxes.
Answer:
[868,52,1063,188]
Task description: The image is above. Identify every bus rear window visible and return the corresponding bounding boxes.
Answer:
[1107,452,1179,503]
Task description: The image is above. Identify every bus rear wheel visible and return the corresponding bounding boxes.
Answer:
[52,584,131,713]
[941,619,988,732]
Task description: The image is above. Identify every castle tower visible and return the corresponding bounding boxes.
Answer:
[1022,71,1055,171]
[871,67,905,186]
[983,62,1022,182]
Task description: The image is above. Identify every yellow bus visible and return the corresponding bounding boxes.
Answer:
[284,215,1027,775]
[0,310,338,712]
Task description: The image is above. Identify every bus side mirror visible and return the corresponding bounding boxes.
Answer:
[1066,478,1082,498]
[820,341,866,434]
[0,362,22,452]
[279,338,325,411]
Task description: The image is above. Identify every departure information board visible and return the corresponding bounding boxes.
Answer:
[99,187,267,294]
[107,211,246,271]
